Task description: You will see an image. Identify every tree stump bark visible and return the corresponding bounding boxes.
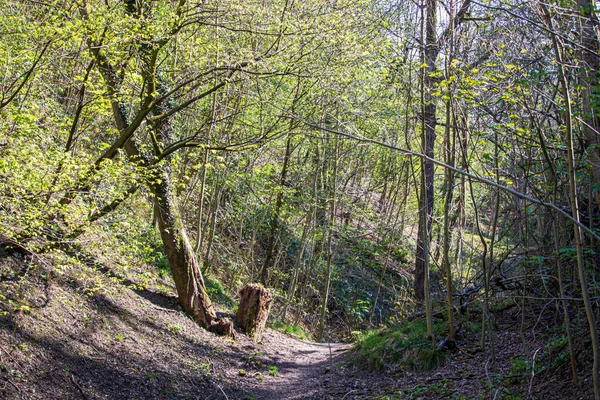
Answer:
[210,318,235,338]
[235,284,273,342]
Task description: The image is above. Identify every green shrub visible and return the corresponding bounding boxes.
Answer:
[268,365,278,376]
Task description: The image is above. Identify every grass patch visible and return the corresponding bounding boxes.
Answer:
[166,325,183,334]
[268,365,278,376]
[270,321,311,340]
[352,319,447,372]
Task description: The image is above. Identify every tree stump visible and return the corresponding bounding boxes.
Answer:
[210,318,235,337]
[235,284,273,342]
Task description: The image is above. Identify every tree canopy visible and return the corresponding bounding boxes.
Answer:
[1,0,600,398]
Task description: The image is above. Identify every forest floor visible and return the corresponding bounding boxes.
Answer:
[0,250,591,399]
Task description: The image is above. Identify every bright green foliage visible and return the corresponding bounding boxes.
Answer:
[205,276,236,310]
[268,365,278,376]
[0,2,599,395]
[352,320,446,371]
[270,322,311,340]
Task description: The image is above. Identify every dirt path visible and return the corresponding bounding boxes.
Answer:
[1,251,587,400]
[227,330,351,400]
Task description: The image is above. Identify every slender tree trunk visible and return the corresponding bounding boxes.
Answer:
[203,176,223,274]
[442,83,456,346]
[194,148,209,254]
[554,216,579,387]
[459,114,491,353]
[530,89,580,387]
[261,135,293,284]
[282,204,314,320]
[541,5,600,396]
[294,235,320,326]
[486,132,500,362]
[577,0,600,208]
[414,0,438,304]
[317,138,338,342]
[370,249,390,326]
[294,150,321,325]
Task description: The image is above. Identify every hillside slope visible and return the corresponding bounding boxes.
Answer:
[0,251,590,399]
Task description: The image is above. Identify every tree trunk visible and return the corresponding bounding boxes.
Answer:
[148,78,227,333]
[151,155,218,330]
[317,137,338,342]
[541,4,600,396]
[236,284,273,342]
[540,3,600,400]
[578,0,600,209]
[413,0,472,303]
[194,148,209,254]
[84,0,234,336]
[442,68,456,347]
[282,205,313,320]
[414,0,438,303]
[202,175,223,274]
[261,135,293,284]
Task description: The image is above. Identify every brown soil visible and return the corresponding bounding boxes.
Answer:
[0,251,591,399]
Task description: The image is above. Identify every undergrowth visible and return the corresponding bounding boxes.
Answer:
[352,319,447,372]
[205,276,236,311]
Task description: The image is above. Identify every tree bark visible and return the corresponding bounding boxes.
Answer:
[414,0,471,303]
[414,0,438,303]
[151,169,218,329]
[236,284,273,342]
[149,82,220,330]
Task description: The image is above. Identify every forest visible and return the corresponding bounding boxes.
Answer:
[1,0,599,399]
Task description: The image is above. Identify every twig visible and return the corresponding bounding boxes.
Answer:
[70,373,88,399]
[215,382,229,400]
[4,378,21,393]
[528,348,542,396]
[148,304,182,314]
[485,360,493,394]
[424,376,473,382]
[0,345,25,370]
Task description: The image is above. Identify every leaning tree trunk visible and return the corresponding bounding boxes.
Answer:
[541,4,600,396]
[148,78,222,332]
[85,1,231,336]
[151,165,218,330]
